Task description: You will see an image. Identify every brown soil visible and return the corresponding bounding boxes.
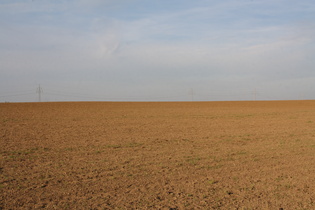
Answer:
[1,101,315,209]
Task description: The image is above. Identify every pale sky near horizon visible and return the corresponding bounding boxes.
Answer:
[0,0,315,102]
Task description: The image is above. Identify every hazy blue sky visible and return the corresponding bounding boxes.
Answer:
[1,0,315,102]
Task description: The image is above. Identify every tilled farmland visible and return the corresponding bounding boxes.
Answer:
[1,101,315,209]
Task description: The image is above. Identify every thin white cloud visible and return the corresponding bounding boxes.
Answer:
[1,0,315,101]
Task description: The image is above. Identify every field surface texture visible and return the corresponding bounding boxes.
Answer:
[1,101,315,209]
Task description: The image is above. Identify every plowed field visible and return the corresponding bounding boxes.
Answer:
[1,101,315,209]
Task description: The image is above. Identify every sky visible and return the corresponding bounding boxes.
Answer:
[0,0,315,102]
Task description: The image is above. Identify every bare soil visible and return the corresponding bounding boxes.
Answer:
[1,101,315,209]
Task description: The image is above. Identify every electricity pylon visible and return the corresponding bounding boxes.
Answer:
[36,85,43,102]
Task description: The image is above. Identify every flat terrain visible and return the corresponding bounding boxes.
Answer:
[1,101,315,209]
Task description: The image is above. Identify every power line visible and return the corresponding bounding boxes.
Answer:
[2,85,297,102]
[0,92,35,98]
